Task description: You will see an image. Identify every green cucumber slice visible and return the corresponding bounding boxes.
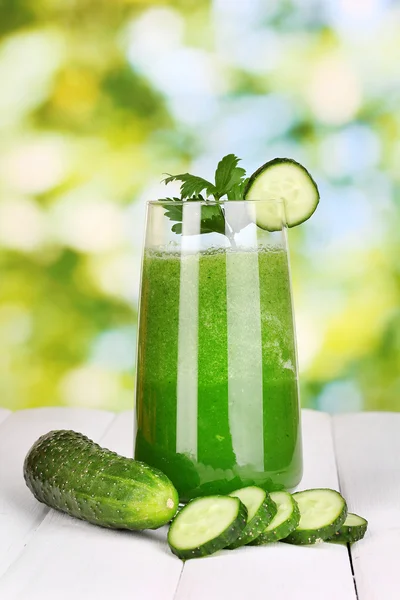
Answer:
[227,486,277,548]
[168,495,247,560]
[244,158,319,231]
[327,512,368,544]
[251,491,300,545]
[284,488,347,545]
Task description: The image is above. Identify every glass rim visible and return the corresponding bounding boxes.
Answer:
[147,198,284,206]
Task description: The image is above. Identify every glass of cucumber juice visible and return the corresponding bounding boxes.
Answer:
[134,199,302,502]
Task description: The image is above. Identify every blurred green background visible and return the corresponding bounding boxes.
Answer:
[1,0,399,412]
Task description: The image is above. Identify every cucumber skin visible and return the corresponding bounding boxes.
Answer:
[284,489,348,546]
[327,515,368,544]
[23,430,179,530]
[227,491,277,549]
[251,494,300,545]
[244,157,320,230]
[168,498,248,560]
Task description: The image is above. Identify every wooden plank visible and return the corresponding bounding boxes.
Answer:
[100,409,134,458]
[298,408,341,490]
[0,407,114,580]
[177,543,355,600]
[333,412,400,600]
[0,408,11,425]
[174,410,357,600]
[0,411,183,600]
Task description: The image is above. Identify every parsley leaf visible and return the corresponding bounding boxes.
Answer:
[161,198,226,236]
[162,198,184,227]
[226,177,249,200]
[197,204,226,235]
[214,154,246,197]
[159,154,249,240]
[163,174,218,199]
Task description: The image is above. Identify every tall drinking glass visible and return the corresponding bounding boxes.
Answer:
[135,200,302,501]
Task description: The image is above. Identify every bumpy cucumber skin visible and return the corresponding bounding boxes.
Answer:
[23,430,179,530]
[227,491,277,549]
[243,157,320,230]
[168,497,248,560]
[284,489,348,545]
[251,492,300,545]
[327,514,368,544]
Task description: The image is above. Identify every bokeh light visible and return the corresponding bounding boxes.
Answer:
[0,0,399,412]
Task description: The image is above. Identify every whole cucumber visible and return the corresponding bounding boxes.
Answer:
[23,430,179,530]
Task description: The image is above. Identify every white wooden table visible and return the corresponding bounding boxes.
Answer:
[0,407,398,600]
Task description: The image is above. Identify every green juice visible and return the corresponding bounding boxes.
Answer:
[135,246,302,501]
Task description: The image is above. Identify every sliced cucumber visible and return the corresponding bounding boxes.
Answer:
[168,495,247,560]
[227,486,277,549]
[251,491,300,545]
[284,488,347,545]
[327,512,368,544]
[244,158,319,231]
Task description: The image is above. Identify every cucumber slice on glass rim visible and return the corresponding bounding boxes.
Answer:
[244,158,320,231]
[167,495,247,560]
[227,486,277,549]
[251,491,300,545]
[284,488,347,545]
[327,512,368,544]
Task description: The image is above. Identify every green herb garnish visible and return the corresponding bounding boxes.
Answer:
[163,200,226,236]
[159,154,249,237]
[159,154,321,236]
